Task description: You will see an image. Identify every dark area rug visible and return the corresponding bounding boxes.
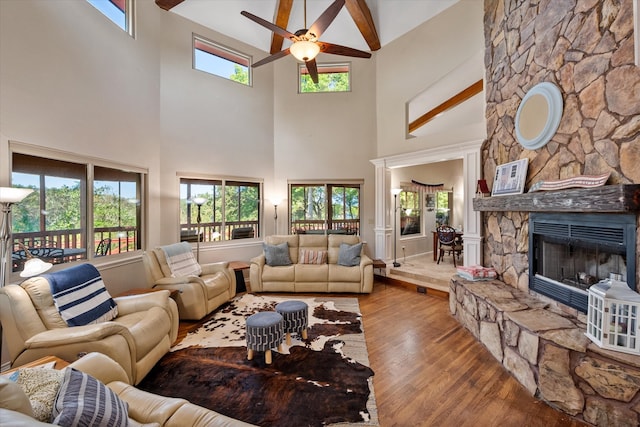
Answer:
[137,295,378,427]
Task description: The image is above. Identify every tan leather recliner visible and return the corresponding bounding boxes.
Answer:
[142,246,236,320]
[0,277,179,385]
[0,352,256,426]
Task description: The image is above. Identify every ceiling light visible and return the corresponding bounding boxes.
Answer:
[290,40,320,62]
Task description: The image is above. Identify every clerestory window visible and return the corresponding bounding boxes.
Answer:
[193,34,252,86]
[299,63,351,93]
[86,0,134,36]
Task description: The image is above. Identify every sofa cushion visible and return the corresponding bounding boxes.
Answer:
[46,264,118,327]
[160,242,202,277]
[337,242,362,267]
[298,249,327,264]
[0,376,34,417]
[52,368,129,427]
[21,277,67,329]
[15,368,65,422]
[263,242,293,266]
[265,235,299,263]
[328,234,360,264]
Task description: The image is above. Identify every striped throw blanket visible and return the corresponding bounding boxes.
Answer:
[46,264,118,327]
[160,242,202,277]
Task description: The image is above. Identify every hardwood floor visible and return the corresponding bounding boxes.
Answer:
[175,281,588,426]
[359,282,588,427]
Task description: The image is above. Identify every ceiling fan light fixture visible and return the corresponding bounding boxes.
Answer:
[290,40,320,62]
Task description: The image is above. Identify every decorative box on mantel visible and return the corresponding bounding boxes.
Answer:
[586,275,640,355]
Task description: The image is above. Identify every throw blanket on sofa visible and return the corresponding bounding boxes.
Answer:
[46,264,118,327]
[160,242,202,277]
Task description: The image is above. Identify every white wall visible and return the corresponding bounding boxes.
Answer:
[375,0,485,158]
[272,55,378,253]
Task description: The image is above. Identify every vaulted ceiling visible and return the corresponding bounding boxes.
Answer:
[155,0,461,54]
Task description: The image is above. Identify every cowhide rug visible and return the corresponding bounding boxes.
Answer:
[137,294,378,427]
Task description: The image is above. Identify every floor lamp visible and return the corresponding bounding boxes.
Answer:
[0,187,35,369]
[191,197,206,262]
[391,188,402,267]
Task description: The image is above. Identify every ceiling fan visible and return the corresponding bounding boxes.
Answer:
[241,0,372,84]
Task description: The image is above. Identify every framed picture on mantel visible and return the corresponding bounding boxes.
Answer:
[492,159,529,197]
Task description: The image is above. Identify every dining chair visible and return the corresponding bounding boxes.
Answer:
[436,225,463,267]
[95,238,111,256]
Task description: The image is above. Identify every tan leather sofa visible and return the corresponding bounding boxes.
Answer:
[143,246,236,320]
[0,279,178,385]
[250,234,373,293]
[0,352,255,426]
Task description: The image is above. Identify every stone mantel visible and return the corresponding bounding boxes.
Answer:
[473,184,640,213]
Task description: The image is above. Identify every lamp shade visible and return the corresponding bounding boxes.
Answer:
[20,257,53,277]
[0,187,33,203]
[191,197,206,206]
[290,40,320,62]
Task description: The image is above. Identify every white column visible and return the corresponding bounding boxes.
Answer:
[371,159,391,261]
[462,148,483,266]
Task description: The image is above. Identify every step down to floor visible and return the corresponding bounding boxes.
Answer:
[376,270,451,298]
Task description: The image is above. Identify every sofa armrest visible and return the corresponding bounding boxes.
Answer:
[360,254,373,267]
[24,323,132,348]
[153,276,204,287]
[114,290,172,316]
[200,262,229,275]
[68,352,130,385]
[249,255,266,292]
[108,381,188,425]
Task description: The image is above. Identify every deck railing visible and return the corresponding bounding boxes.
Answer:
[180,221,260,242]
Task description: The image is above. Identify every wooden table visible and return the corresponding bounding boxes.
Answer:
[4,355,69,375]
[372,259,387,276]
[229,261,250,293]
[432,230,463,261]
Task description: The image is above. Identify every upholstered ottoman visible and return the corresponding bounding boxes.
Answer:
[276,300,309,345]
[246,311,284,364]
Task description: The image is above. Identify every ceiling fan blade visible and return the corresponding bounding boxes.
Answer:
[318,41,371,58]
[307,0,345,39]
[253,48,291,67]
[305,58,319,84]
[241,10,296,40]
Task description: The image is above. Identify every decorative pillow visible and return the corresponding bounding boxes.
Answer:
[263,242,292,266]
[15,368,65,422]
[52,368,129,427]
[0,375,34,417]
[337,242,362,267]
[160,242,202,277]
[46,264,118,327]
[299,249,327,264]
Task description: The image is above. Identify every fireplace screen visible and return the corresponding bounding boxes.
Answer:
[529,213,636,313]
[537,236,627,292]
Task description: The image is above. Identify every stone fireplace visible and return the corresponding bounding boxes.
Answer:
[456,0,640,424]
[529,212,636,313]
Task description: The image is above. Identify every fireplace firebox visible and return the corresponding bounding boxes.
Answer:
[529,213,636,313]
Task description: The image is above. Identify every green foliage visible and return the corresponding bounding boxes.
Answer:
[300,72,349,93]
[230,65,249,85]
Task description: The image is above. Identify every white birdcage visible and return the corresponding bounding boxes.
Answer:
[586,274,640,355]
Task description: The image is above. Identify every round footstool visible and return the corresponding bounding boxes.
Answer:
[246,311,284,364]
[276,300,309,346]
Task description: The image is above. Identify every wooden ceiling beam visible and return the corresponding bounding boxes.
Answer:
[270,0,293,54]
[408,80,484,134]
[344,0,381,51]
[155,0,184,11]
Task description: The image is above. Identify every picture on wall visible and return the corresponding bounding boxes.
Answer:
[491,159,529,196]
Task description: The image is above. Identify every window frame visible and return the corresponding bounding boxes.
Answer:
[86,0,135,37]
[179,176,263,242]
[9,142,147,277]
[298,62,351,94]
[192,34,252,86]
[288,181,362,235]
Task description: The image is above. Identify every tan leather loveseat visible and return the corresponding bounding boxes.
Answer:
[250,234,373,293]
[0,352,255,426]
[143,242,236,320]
[0,273,178,385]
